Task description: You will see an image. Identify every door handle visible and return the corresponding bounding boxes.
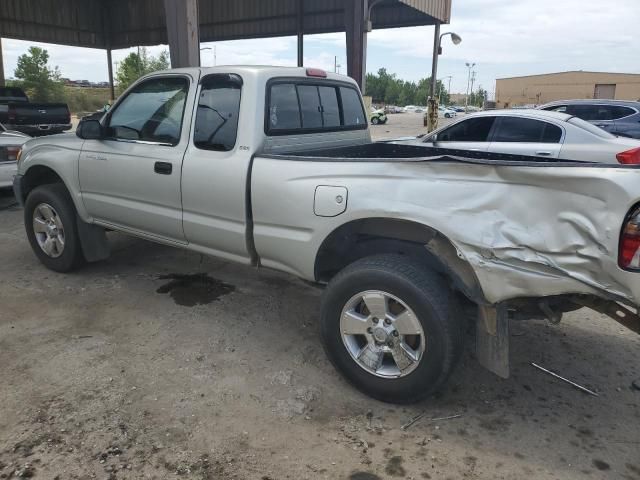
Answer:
[86,154,107,161]
[154,161,173,175]
[536,151,552,156]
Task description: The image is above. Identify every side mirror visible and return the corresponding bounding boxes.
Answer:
[77,119,104,140]
[428,133,438,143]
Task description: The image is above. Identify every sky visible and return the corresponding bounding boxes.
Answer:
[1,0,639,99]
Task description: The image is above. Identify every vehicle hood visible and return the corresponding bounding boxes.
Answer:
[0,130,31,143]
[0,129,30,143]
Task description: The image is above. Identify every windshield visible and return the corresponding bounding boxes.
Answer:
[568,116,616,139]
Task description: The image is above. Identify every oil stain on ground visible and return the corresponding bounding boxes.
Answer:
[349,473,382,480]
[156,273,235,306]
[385,456,406,477]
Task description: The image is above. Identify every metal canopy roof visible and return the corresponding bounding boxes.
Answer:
[0,0,451,50]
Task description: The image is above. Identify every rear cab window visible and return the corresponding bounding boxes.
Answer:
[266,79,367,135]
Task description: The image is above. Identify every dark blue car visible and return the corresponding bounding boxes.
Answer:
[538,99,640,139]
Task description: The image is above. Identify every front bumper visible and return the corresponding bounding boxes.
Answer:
[0,162,18,189]
[12,174,25,206]
[5,123,72,135]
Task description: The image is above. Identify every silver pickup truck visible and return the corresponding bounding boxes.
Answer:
[12,66,640,403]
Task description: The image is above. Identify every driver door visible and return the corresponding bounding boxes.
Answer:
[79,74,196,243]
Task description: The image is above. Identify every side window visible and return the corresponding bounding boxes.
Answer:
[493,117,562,143]
[437,117,496,142]
[546,105,568,113]
[566,104,604,121]
[194,74,242,152]
[269,84,301,130]
[610,106,636,119]
[340,87,366,126]
[108,77,188,145]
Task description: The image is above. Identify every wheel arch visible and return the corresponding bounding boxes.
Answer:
[20,165,67,201]
[314,217,486,304]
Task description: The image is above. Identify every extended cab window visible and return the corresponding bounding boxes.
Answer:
[437,117,496,142]
[194,74,242,151]
[493,117,563,143]
[108,77,188,145]
[267,81,366,134]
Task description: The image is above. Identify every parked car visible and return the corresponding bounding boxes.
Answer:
[403,105,419,112]
[0,86,72,136]
[385,105,404,114]
[13,66,640,403]
[370,108,388,125]
[438,106,457,118]
[0,123,30,188]
[451,106,465,113]
[538,99,640,139]
[393,109,640,163]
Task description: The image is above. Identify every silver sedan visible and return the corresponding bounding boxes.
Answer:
[0,124,30,188]
[394,109,640,164]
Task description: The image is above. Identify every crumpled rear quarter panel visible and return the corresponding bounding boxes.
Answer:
[251,158,640,306]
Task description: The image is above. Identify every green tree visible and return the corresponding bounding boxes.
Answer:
[469,86,488,107]
[13,47,64,102]
[365,69,450,106]
[115,48,170,93]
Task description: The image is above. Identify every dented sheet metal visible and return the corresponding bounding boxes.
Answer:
[251,157,640,307]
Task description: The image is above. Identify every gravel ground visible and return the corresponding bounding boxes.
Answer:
[368,112,457,141]
[1,130,639,479]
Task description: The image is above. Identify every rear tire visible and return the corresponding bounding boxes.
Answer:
[320,254,464,403]
[24,183,85,273]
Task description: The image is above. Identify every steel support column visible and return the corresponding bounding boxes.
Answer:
[426,22,441,132]
[164,0,201,68]
[297,0,304,67]
[0,38,5,87]
[106,48,115,101]
[345,0,368,92]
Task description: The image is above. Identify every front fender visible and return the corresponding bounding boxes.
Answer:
[18,134,90,222]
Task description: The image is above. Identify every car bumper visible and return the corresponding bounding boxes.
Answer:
[4,123,72,134]
[0,162,17,189]
[12,173,24,205]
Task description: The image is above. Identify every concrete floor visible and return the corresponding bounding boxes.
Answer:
[1,122,639,479]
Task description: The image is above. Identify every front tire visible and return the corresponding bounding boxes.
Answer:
[24,183,85,272]
[371,117,379,125]
[320,254,464,403]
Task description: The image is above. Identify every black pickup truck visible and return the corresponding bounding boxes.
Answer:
[0,87,71,136]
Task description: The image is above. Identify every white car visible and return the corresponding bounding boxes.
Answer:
[394,109,640,163]
[0,124,30,188]
[438,106,457,118]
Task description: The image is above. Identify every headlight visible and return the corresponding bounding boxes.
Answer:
[7,146,21,163]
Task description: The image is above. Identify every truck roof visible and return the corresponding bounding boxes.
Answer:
[148,65,359,87]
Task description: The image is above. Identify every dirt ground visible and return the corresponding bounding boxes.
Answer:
[368,112,455,142]
[1,140,639,480]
